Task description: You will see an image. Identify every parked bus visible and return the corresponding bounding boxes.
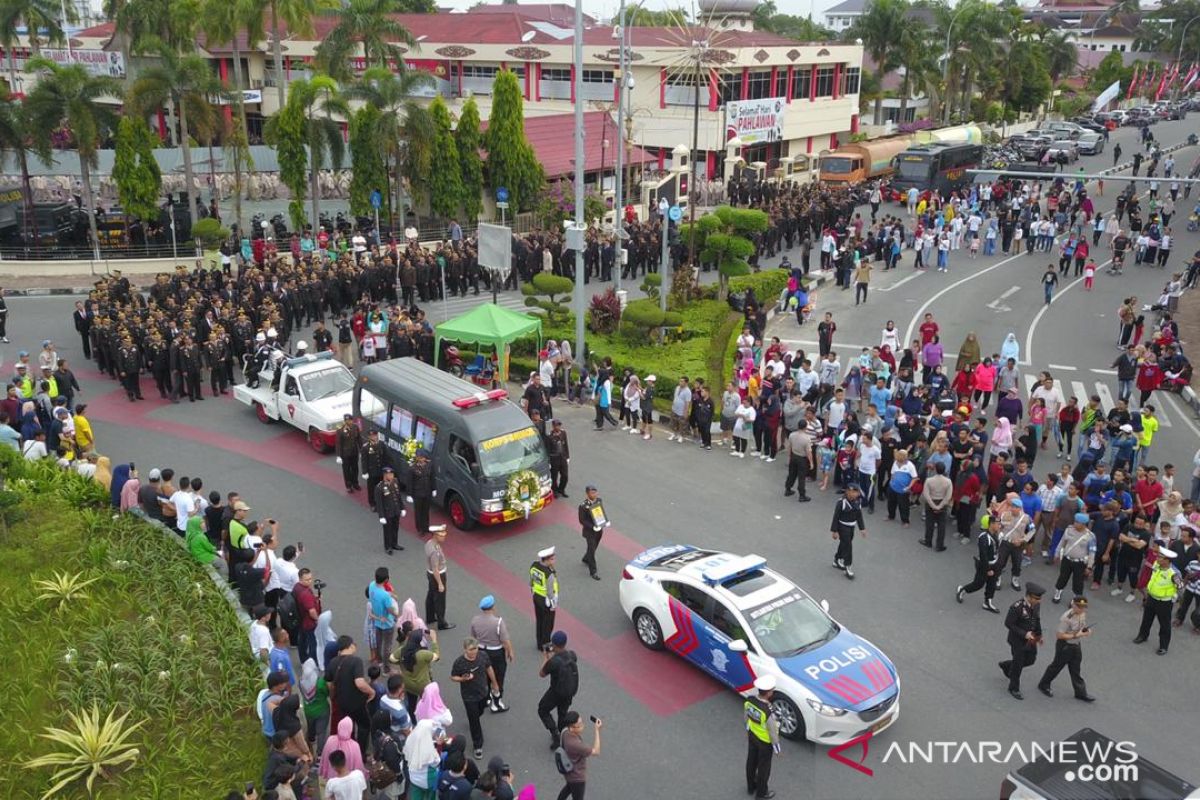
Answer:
[353,357,553,530]
[888,141,983,199]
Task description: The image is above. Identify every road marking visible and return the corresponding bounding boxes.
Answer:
[878,271,926,292]
[1091,368,1117,375]
[902,248,1036,347]
[985,285,1021,313]
[1095,383,1116,413]
[1022,273,1087,367]
[1161,391,1199,438]
[1046,364,1078,371]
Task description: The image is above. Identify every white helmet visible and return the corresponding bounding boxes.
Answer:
[267,327,278,338]
[296,341,309,352]
[255,332,266,343]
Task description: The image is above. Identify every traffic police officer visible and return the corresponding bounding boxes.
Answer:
[374,466,406,555]
[578,485,610,581]
[830,483,866,580]
[999,582,1045,700]
[335,414,362,492]
[547,419,570,498]
[1037,595,1096,701]
[744,675,780,799]
[957,515,1002,612]
[1134,547,1182,655]
[530,546,559,650]
[408,448,435,534]
[470,594,513,712]
[361,429,386,511]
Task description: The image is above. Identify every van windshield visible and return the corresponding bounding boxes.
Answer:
[821,156,856,174]
[479,426,546,479]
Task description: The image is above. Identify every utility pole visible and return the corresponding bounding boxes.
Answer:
[571,0,586,367]
[613,0,627,291]
[658,198,669,313]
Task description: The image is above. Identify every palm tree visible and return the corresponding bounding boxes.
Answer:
[894,17,933,122]
[0,91,42,246]
[314,0,417,83]
[343,65,433,225]
[23,58,121,260]
[247,0,327,109]
[266,75,347,230]
[0,0,72,58]
[1039,29,1079,98]
[849,0,907,125]
[125,48,222,229]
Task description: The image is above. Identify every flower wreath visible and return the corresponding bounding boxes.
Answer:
[399,438,420,462]
[505,470,541,518]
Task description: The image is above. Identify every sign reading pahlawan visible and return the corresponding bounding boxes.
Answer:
[725,97,785,146]
[38,49,126,78]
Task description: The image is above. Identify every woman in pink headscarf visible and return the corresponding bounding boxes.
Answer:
[990,416,1014,461]
[415,680,453,730]
[398,598,421,632]
[118,471,141,512]
[318,715,364,780]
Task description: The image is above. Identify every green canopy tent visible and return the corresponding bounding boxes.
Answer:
[434,303,542,381]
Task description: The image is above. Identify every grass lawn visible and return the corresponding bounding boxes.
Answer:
[0,452,264,800]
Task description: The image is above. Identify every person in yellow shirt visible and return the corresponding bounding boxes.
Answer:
[73,403,94,454]
[1137,406,1159,469]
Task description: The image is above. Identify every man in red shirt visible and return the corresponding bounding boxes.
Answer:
[919,313,940,346]
[1133,466,1164,522]
[293,567,323,665]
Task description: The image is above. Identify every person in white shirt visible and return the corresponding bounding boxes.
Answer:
[825,389,847,431]
[272,543,302,595]
[1031,376,1065,453]
[880,322,901,353]
[856,431,882,514]
[170,476,200,534]
[323,749,368,800]
[796,362,818,400]
[22,433,48,461]
[249,605,273,662]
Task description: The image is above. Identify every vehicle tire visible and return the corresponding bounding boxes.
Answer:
[446,492,477,531]
[308,428,331,453]
[254,402,272,424]
[771,694,807,741]
[633,608,665,650]
[448,364,464,378]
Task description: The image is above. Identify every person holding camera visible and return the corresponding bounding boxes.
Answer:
[538,630,579,748]
[292,568,323,665]
[450,637,502,760]
[556,711,601,800]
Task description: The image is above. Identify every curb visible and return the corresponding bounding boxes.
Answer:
[3,286,93,297]
[1182,386,1200,417]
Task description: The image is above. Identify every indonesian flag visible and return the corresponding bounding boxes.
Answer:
[1183,62,1200,91]
[1127,64,1139,99]
[1154,64,1172,101]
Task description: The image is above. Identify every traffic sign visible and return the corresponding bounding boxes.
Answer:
[496,187,509,203]
[668,205,682,222]
[370,190,382,209]
[496,202,510,210]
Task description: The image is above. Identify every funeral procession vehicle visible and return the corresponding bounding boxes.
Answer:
[619,545,900,745]
[233,350,356,452]
[354,357,553,530]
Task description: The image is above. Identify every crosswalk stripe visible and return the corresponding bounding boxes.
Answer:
[1071,381,1091,405]
[1094,383,1116,415]
[1021,374,1174,428]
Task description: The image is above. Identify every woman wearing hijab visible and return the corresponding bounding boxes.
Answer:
[109,463,131,508]
[93,454,112,490]
[441,734,481,783]
[318,716,364,781]
[315,610,337,670]
[299,659,330,756]
[415,681,453,730]
[957,332,981,368]
[185,515,218,566]
[990,417,1014,461]
[404,719,443,800]
[272,693,313,762]
[399,628,440,715]
[1000,333,1020,364]
[119,468,140,512]
[995,388,1024,427]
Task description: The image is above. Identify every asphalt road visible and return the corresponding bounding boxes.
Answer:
[3,117,1198,800]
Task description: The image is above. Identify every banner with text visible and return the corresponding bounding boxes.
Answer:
[1091,80,1121,112]
[725,96,786,146]
[39,49,126,78]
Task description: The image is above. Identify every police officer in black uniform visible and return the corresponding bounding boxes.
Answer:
[547,419,570,498]
[999,582,1045,700]
[956,515,1001,613]
[146,331,170,399]
[335,414,362,492]
[408,448,435,534]
[361,429,386,511]
[577,485,610,581]
[374,466,406,555]
[830,483,866,580]
[117,335,142,402]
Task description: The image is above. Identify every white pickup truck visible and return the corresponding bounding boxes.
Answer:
[232,351,356,452]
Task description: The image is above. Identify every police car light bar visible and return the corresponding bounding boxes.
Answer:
[284,351,336,368]
[702,555,768,586]
[451,388,509,409]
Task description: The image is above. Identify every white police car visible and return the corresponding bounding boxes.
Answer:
[618,544,899,745]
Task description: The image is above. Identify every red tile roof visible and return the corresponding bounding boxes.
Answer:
[77,21,115,38]
[483,110,655,179]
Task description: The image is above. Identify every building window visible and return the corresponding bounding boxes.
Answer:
[539,66,572,100]
[541,67,571,82]
[720,73,739,104]
[791,67,811,100]
[581,69,612,84]
[746,69,774,100]
[665,71,699,106]
[814,66,835,98]
[842,66,860,96]
[462,64,499,79]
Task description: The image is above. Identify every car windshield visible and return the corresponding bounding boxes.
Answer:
[746,589,838,657]
[821,156,855,174]
[478,426,547,479]
[298,367,355,401]
[896,158,930,179]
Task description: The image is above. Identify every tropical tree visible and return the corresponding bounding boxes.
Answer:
[0,91,41,244]
[125,48,221,229]
[848,0,908,125]
[427,96,462,220]
[752,1,836,40]
[247,0,329,109]
[112,116,163,223]
[618,6,687,26]
[456,96,483,222]
[894,14,933,121]
[348,104,387,217]
[343,65,434,227]
[265,75,347,231]
[23,58,121,259]
[484,69,543,213]
[679,205,768,300]
[0,0,72,61]
[395,0,435,10]
[314,0,416,83]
